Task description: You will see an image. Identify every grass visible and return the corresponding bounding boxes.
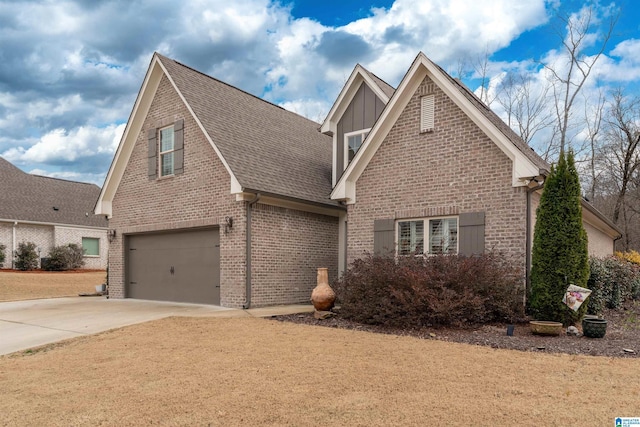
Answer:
[0,270,105,301]
[1,316,639,426]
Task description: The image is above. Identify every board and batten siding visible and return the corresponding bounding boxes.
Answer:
[336,82,386,173]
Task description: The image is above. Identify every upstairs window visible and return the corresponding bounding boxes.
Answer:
[159,126,175,177]
[421,95,434,132]
[397,217,458,255]
[344,128,370,168]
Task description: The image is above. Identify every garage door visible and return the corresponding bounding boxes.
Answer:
[126,228,220,305]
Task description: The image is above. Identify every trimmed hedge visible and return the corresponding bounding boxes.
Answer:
[14,242,38,271]
[333,252,525,328]
[44,244,85,271]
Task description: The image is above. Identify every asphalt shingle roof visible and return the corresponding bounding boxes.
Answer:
[157,54,339,208]
[0,157,107,227]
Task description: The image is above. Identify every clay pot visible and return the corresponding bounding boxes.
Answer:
[311,267,335,311]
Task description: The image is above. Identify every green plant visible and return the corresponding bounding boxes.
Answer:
[528,150,590,325]
[44,244,85,271]
[587,256,640,314]
[333,251,525,328]
[14,242,39,271]
[0,243,6,267]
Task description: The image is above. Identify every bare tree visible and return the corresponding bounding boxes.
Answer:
[543,5,617,154]
[495,71,553,147]
[581,88,606,201]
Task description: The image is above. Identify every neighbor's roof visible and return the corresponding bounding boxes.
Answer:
[157,54,339,208]
[0,157,107,228]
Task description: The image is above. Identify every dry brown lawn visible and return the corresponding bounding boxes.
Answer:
[0,270,105,301]
[1,316,638,426]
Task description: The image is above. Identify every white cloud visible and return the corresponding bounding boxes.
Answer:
[3,124,124,164]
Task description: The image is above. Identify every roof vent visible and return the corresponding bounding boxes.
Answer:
[53,207,59,211]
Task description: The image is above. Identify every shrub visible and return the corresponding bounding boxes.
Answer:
[44,244,85,271]
[14,242,39,271]
[587,256,640,314]
[615,250,640,265]
[0,243,5,267]
[333,252,525,328]
[528,150,589,325]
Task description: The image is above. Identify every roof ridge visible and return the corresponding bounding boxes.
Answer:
[155,53,322,126]
[30,173,99,187]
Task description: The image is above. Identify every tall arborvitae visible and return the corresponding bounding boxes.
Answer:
[528,150,590,325]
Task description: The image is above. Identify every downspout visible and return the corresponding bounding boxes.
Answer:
[11,221,17,269]
[526,183,544,298]
[243,193,261,309]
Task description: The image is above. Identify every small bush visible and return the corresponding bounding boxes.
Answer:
[587,256,640,314]
[0,243,6,267]
[44,244,85,271]
[14,242,39,271]
[616,250,640,265]
[334,252,525,328]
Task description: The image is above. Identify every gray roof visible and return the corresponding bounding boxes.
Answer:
[0,157,107,227]
[157,54,340,208]
[361,67,396,99]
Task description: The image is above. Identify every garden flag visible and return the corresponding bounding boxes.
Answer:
[563,284,592,311]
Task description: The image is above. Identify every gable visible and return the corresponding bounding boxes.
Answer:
[331,53,541,204]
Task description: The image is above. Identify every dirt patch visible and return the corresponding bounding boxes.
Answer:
[276,301,640,359]
[0,270,105,301]
[1,316,639,426]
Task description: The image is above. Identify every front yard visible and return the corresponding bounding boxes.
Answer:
[0,270,105,301]
[1,316,639,426]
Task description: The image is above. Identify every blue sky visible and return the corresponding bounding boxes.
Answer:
[0,0,639,185]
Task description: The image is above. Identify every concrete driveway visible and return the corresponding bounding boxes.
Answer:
[0,297,314,356]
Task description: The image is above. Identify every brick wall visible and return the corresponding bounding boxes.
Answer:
[250,203,339,307]
[348,75,528,271]
[54,226,108,269]
[0,223,11,268]
[109,75,247,307]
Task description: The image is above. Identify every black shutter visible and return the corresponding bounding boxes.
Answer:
[373,219,395,255]
[147,128,157,179]
[174,119,184,175]
[459,212,485,255]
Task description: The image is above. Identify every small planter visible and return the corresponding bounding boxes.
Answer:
[95,284,106,293]
[530,321,563,336]
[582,318,607,338]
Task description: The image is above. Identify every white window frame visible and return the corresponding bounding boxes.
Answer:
[159,125,175,177]
[421,95,435,132]
[344,128,371,169]
[396,216,458,256]
[81,237,100,257]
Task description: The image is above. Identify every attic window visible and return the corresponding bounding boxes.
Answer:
[420,95,435,132]
[344,128,370,168]
[159,126,175,177]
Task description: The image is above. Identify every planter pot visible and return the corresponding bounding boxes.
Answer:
[311,268,335,311]
[506,325,515,336]
[530,320,563,336]
[95,284,106,293]
[582,318,607,338]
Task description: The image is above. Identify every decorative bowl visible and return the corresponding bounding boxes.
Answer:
[529,320,563,336]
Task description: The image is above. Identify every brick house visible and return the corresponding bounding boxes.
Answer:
[0,157,108,269]
[96,52,620,308]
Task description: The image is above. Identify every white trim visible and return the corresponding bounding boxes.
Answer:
[320,65,390,134]
[0,219,107,231]
[331,53,540,204]
[343,128,371,170]
[395,215,459,256]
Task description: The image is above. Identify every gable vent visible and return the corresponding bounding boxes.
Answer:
[421,95,435,132]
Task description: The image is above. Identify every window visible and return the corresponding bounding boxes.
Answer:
[82,237,100,257]
[344,128,370,167]
[397,217,457,255]
[159,126,175,177]
[421,95,434,132]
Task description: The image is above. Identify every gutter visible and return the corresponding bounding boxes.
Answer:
[243,193,261,309]
[12,221,17,269]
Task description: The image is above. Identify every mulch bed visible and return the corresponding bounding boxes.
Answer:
[275,301,640,358]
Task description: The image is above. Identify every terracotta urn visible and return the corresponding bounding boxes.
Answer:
[311,267,335,311]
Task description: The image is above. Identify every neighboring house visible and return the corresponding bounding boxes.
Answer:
[96,52,620,308]
[0,157,108,269]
